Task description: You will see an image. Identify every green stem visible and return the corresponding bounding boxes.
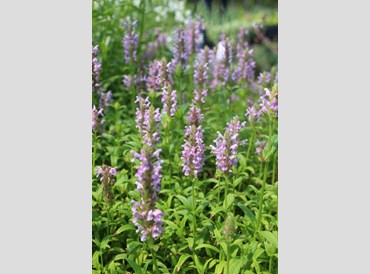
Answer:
[224,174,229,209]
[92,133,97,176]
[272,152,277,184]
[245,127,255,166]
[192,177,197,245]
[256,162,268,233]
[148,237,159,273]
[226,241,230,274]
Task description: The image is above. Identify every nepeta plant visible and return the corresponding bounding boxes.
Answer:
[122,20,139,64]
[131,96,164,242]
[96,165,117,203]
[92,105,104,131]
[92,45,102,93]
[161,84,177,117]
[210,116,246,173]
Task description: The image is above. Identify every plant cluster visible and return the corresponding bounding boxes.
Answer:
[93,1,278,273]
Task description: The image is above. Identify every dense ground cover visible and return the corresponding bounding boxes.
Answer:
[92,1,278,273]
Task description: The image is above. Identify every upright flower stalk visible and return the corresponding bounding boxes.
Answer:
[210,116,246,208]
[92,45,102,93]
[181,78,207,245]
[131,96,164,243]
[122,20,139,65]
[96,166,117,204]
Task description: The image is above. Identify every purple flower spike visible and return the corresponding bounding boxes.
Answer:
[131,97,164,242]
[122,20,139,64]
[172,27,188,68]
[210,116,246,173]
[161,84,178,117]
[92,45,102,93]
[212,34,233,89]
[257,87,278,118]
[181,125,206,178]
[96,165,117,203]
[92,105,104,131]
[186,106,203,126]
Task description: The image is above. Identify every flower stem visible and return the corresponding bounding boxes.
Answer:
[148,237,159,273]
[226,241,231,274]
[256,162,268,233]
[224,174,229,209]
[192,177,197,245]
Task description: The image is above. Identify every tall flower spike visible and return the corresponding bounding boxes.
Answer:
[96,165,117,203]
[99,90,112,109]
[92,105,104,131]
[92,45,102,93]
[212,34,233,89]
[210,116,246,173]
[172,27,188,67]
[161,84,178,117]
[181,125,206,178]
[186,106,203,126]
[258,87,278,118]
[185,19,205,56]
[122,20,139,64]
[131,97,164,242]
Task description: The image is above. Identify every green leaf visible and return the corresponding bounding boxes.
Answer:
[176,195,191,209]
[259,231,278,248]
[113,224,136,236]
[223,193,235,209]
[238,203,256,223]
[230,258,244,274]
[126,258,142,274]
[175,254,192,272]
[195,244,220,254]
[127,241,142,253]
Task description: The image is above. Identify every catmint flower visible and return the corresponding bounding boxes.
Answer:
[99,90,112,109]
[236,28,249,50]
[232,46,255,83]
[148,59,174,92]
[210,116,246,173]
[134,64,148,92]
[256,139,267,157]
[96,165,117,203]
[144,29,168,60]
[147,60,162,91]
[185,19,205,56]
[192,88,208,105]
[161,84,177,117]
[258,87,278,117]
[181,125,206,178]
[274,71,278,84]
[172,27,188,67]
[245,105,258,123]
[212,34,233,88]
[257,72,271,86]
[122,20,139,64]
[92,45,102,93]
[131,96,164,242]
[122,75,134,89]
[186,106,203,126]
[92,105,104,131]
[193,61,208,88]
